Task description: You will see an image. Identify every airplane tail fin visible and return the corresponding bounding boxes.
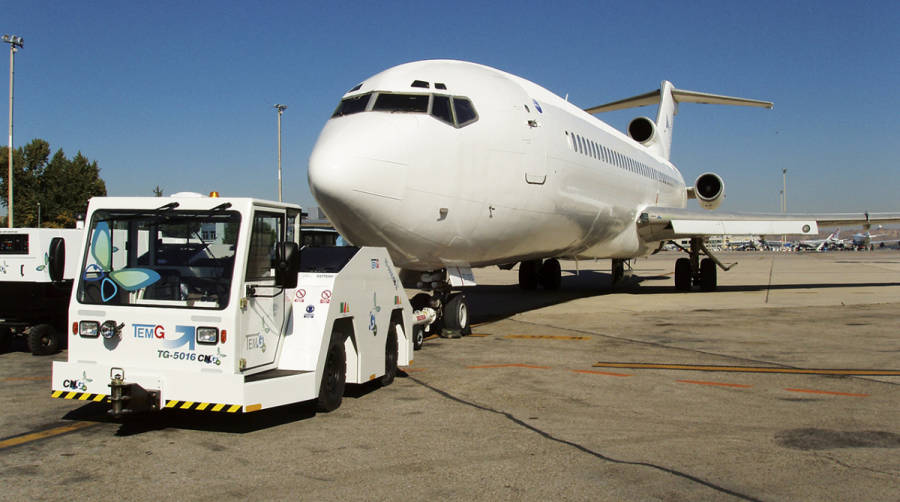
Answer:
[585,83,773,160]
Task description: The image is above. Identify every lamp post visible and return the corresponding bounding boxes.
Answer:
[781,168,787,246]
[274,104,287,202]
[781,168,787,213]
[3,34,23,228]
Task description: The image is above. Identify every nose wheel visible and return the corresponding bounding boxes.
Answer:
[411,273,472,341]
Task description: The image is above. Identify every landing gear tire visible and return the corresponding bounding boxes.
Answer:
[539,258,562,290]
[412,325,425,351]
[699,258,717,291]
[317,332,346,412]
[29,324,60,355]
[0,327,11,353]
[518,260,540,290]
[611,259,625,287]
[674,258,692,291]
[443,293,470,337]
[381,323,399,387]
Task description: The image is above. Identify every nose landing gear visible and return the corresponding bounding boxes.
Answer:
[410,270,471,339]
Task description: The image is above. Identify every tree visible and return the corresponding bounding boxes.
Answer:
[153,185,164,197]
[0,139,106,228]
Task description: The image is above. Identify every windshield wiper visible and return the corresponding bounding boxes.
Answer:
[156,201,180,212]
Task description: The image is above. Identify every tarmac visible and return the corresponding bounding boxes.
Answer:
[1,250,899,501]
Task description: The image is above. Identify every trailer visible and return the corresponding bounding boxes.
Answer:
[0,228,83,354]
[51,194,414,416]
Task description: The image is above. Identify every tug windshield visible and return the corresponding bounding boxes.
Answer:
[76,209,241,309]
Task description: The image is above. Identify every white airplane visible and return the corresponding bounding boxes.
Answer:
[307,60,900,333]
[851,226,883,249]
[797,229,843,251]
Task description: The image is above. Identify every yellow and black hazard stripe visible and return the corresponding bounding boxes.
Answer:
[164,400,243,413]
[50,390,107,402]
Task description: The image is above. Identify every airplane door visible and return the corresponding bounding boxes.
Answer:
[523,100,547,185]
[240,210,287,370]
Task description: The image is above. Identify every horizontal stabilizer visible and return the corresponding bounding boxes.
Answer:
[585,85,773,114]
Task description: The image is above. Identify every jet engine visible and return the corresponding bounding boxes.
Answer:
[693,172,725,210]
[627,117,656,145]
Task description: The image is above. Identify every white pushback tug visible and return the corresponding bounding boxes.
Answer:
[51,193,416,415]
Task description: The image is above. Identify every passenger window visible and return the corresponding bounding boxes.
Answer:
[431,95,454,125]
[373,93,429,113]
[453,98,478,126]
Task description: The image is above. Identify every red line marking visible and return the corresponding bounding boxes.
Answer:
[466,363,551,370]
[677,380,752,388]
[785,388,869,397]
[571,369,631,377]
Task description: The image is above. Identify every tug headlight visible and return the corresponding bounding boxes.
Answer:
[79,321,99,338]
[100,320,119,339]
[196,327,218,345]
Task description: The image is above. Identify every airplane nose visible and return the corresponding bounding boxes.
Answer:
[308,116,411,242]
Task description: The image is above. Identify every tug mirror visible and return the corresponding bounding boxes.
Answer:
[275,242,301,289]
[48,237,65,283]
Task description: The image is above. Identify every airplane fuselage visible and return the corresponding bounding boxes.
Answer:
[309,60,687,271]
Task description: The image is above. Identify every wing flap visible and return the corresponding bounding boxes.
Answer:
[638,207,900,242]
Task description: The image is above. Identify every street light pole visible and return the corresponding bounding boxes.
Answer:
[274,104,287,202]
[782,168,787,213]
[3,34,23,228]
[781,168,787,246]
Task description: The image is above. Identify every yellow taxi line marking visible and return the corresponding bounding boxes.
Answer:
[466,363,551,370]
[571,369,631,377]
[505,335,590,340]
[592,362,900,376]
[467,333,490,337]
[424,334,439,341]
[785,388,869,397]
[0,422,98,451]
[677,380,753,389]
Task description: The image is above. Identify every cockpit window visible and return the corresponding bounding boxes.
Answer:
[453,98,478,126]
[332,93,372,117]
[431,95,454,125]
[372,93,429,113]
[331,91,478,128]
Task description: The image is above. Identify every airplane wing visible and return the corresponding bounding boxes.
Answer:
[637,207,900,242]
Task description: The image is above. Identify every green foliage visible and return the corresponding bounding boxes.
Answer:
[0,139,107,228]
[153,185,164,197]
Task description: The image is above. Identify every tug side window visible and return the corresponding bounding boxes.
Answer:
[246,213,284,282]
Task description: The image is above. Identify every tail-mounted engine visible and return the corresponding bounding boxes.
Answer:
[627,117,657,145]
[692,172,726,210]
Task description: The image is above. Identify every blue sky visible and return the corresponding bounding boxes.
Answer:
[3,0,898,214]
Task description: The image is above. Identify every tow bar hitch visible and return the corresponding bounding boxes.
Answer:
[108,367,160,417]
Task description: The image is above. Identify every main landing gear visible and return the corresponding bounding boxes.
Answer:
[409,270,471,340]
[671,237,733,292]
[518,258,562,290]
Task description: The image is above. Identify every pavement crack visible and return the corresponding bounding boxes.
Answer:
[408,374,764,502]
